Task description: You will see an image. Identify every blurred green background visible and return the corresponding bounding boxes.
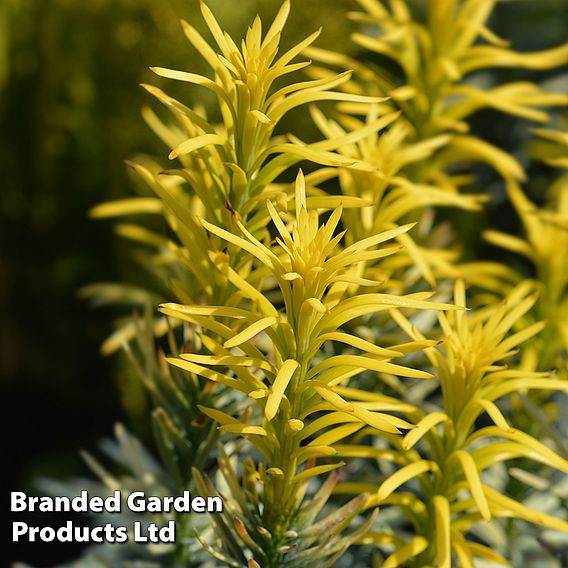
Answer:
[1,0,566,565]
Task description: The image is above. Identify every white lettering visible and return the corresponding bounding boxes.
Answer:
[127,491,146,513]
[12,522,28,541]
[11,492,27,512]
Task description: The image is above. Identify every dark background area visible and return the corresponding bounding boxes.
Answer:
[1,0,567,565]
